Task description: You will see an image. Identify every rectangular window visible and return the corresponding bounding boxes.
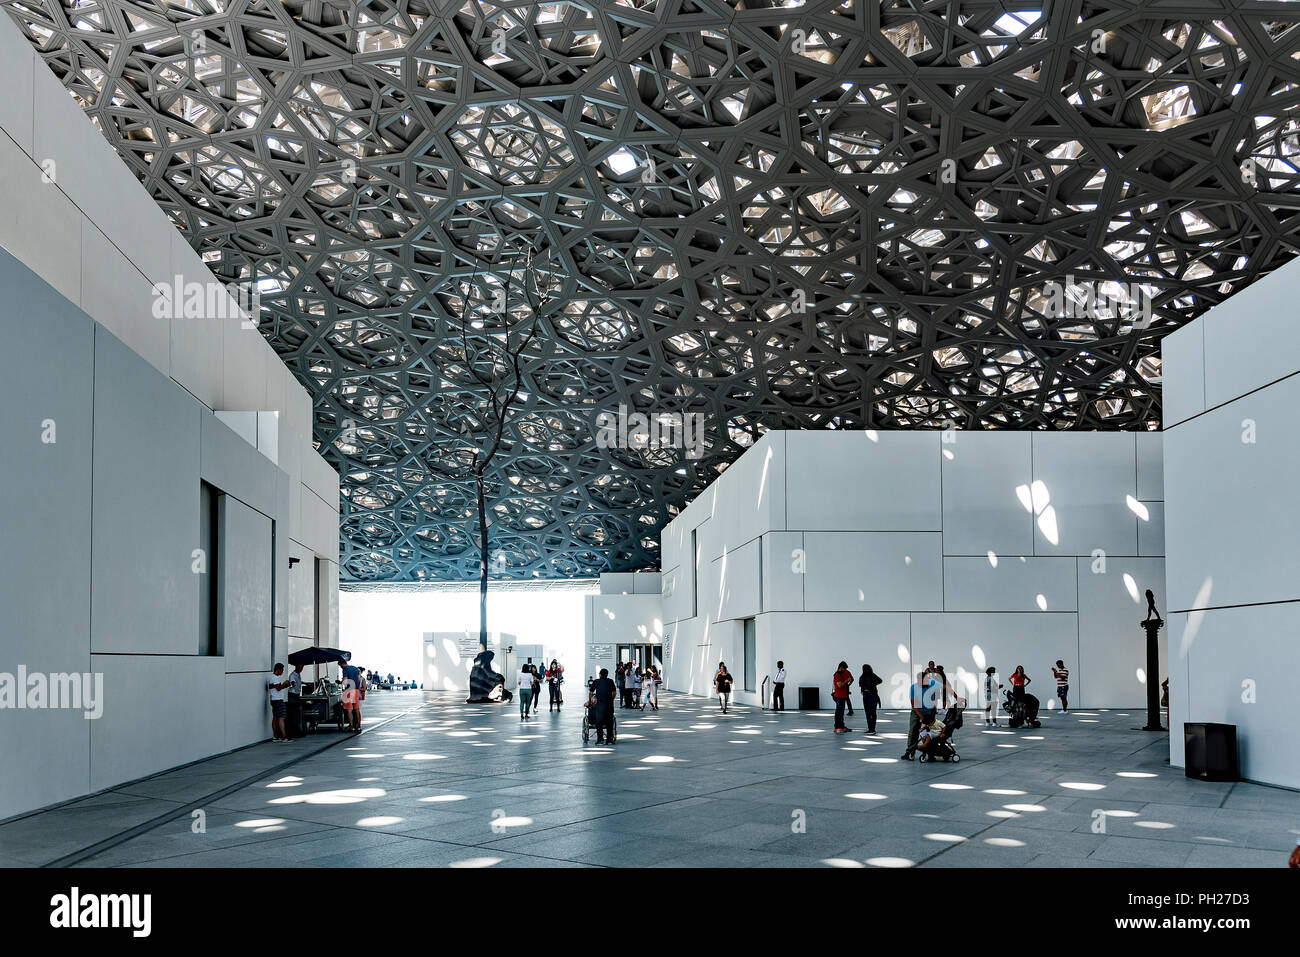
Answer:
[690,528,698,618]
[199,482,220,655]
[743,618,756,692]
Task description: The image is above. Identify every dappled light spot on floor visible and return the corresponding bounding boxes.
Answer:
[924,833,967,843]
[987,810,1019,819]
[419,795,467,803]
[270,788,385,805]
[845,793,887,801]
[357,816,404,827]
[984,789,1025,796]
[1004,804,1046,812]
[822,858,866,868]
[866,857,914,868]
[1117,771,1157,778]
[985,837,1026,847]
[402,753,446,760]
[641,755,677,763]
[450,857,501,868]
[1100,810,1138,818]
[235,818,285,829]
[931,783,972,790]
[1059,782,1105,791]
[1135,821,1175,829]
[490,815,533,828]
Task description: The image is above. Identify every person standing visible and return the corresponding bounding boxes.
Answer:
[901,671,932,760]
[831,661,854,733]
[547,658,564,712]
[630,666,643,709]
[518,663,535,718]
[772,660,787,711]
[1009,665,1030,702]
[267,663,291,742]
[858,665,882,734]
[641,665,659,710]
[531,664,543,714]
[1051,660,1070,713]
[615,663,628,709]
[983,666,1002,727]
[342,660,363,732]
[715,663,734,714]
[588,668,617,745]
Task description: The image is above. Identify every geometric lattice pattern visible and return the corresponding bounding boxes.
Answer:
[8,2,1300,581]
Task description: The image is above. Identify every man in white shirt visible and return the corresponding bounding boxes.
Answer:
[772,661,787,711]
[267,663,291,742]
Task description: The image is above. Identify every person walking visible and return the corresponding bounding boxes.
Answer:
[858,664,882,734]
[587,668,617,745]
[1009,665,1031,702]
[831,661,854,733]
[547,658,564,712]
[531,664,543,714]
[641,665,659,710]
[342,660,364,732]
[517,663,535,718]
[772,660,787,711]
[1051,660,1070,713]
[984,666,1002,726]
[715,663,734,714]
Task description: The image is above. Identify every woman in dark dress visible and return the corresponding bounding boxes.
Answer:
[858,665,883,734]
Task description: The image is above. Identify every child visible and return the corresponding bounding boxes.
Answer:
[984,666,1002,727]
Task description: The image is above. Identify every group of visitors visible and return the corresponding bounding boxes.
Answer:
[830,662,884,733]
[614,661,661,710]
[900,661,963,759]
[517,658,565,718]
[267,658,368,741]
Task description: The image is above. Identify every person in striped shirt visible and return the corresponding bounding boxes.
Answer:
[1052,660,1070,713]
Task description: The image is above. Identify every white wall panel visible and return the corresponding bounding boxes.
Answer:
[1138,501,1164,557]
[0,132,82,304]
[0,22,35,153]
[219,495,274,673]
[0,248,94,819]
[709,431,785,545]
[225,671,271,751]
[90,329,203,655]
[1031,432,1138,557]
[1160,320,1205,428]
[802,532,942,612]
[89,655,227,791]
[715,536,761,621]
[1163,376,1300,612]
[1136,432,1164,501]
[761,532,805,612]
[1174,601,1299,789]
[756,612,911,708]
[910,612,1079,710]
[786,431,941,531]
[1076,557,1167,709]
[944,556,1077,612]
[941,430,1033,556]
[1202,256,1300,409]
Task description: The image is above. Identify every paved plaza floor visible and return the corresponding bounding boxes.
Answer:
[2,691,1296,868]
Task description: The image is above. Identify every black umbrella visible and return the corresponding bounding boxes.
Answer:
[288,647,351,667]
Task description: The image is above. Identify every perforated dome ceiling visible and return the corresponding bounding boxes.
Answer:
[8,0,1300,581]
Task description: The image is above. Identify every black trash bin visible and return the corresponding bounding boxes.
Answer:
[287,697,305,738]
[1184,723,1238,782]
[798,686,820,710]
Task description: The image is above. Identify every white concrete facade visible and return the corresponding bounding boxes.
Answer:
[583,573,664,684]
[1162,254,1300,790]
[0,16,340,820]
[660,430,1165,713]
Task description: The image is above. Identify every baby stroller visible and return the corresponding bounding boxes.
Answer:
[917,703,964,762]
[1003,689,1042,728]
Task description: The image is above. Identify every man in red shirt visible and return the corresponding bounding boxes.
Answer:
[832,661,854,733]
